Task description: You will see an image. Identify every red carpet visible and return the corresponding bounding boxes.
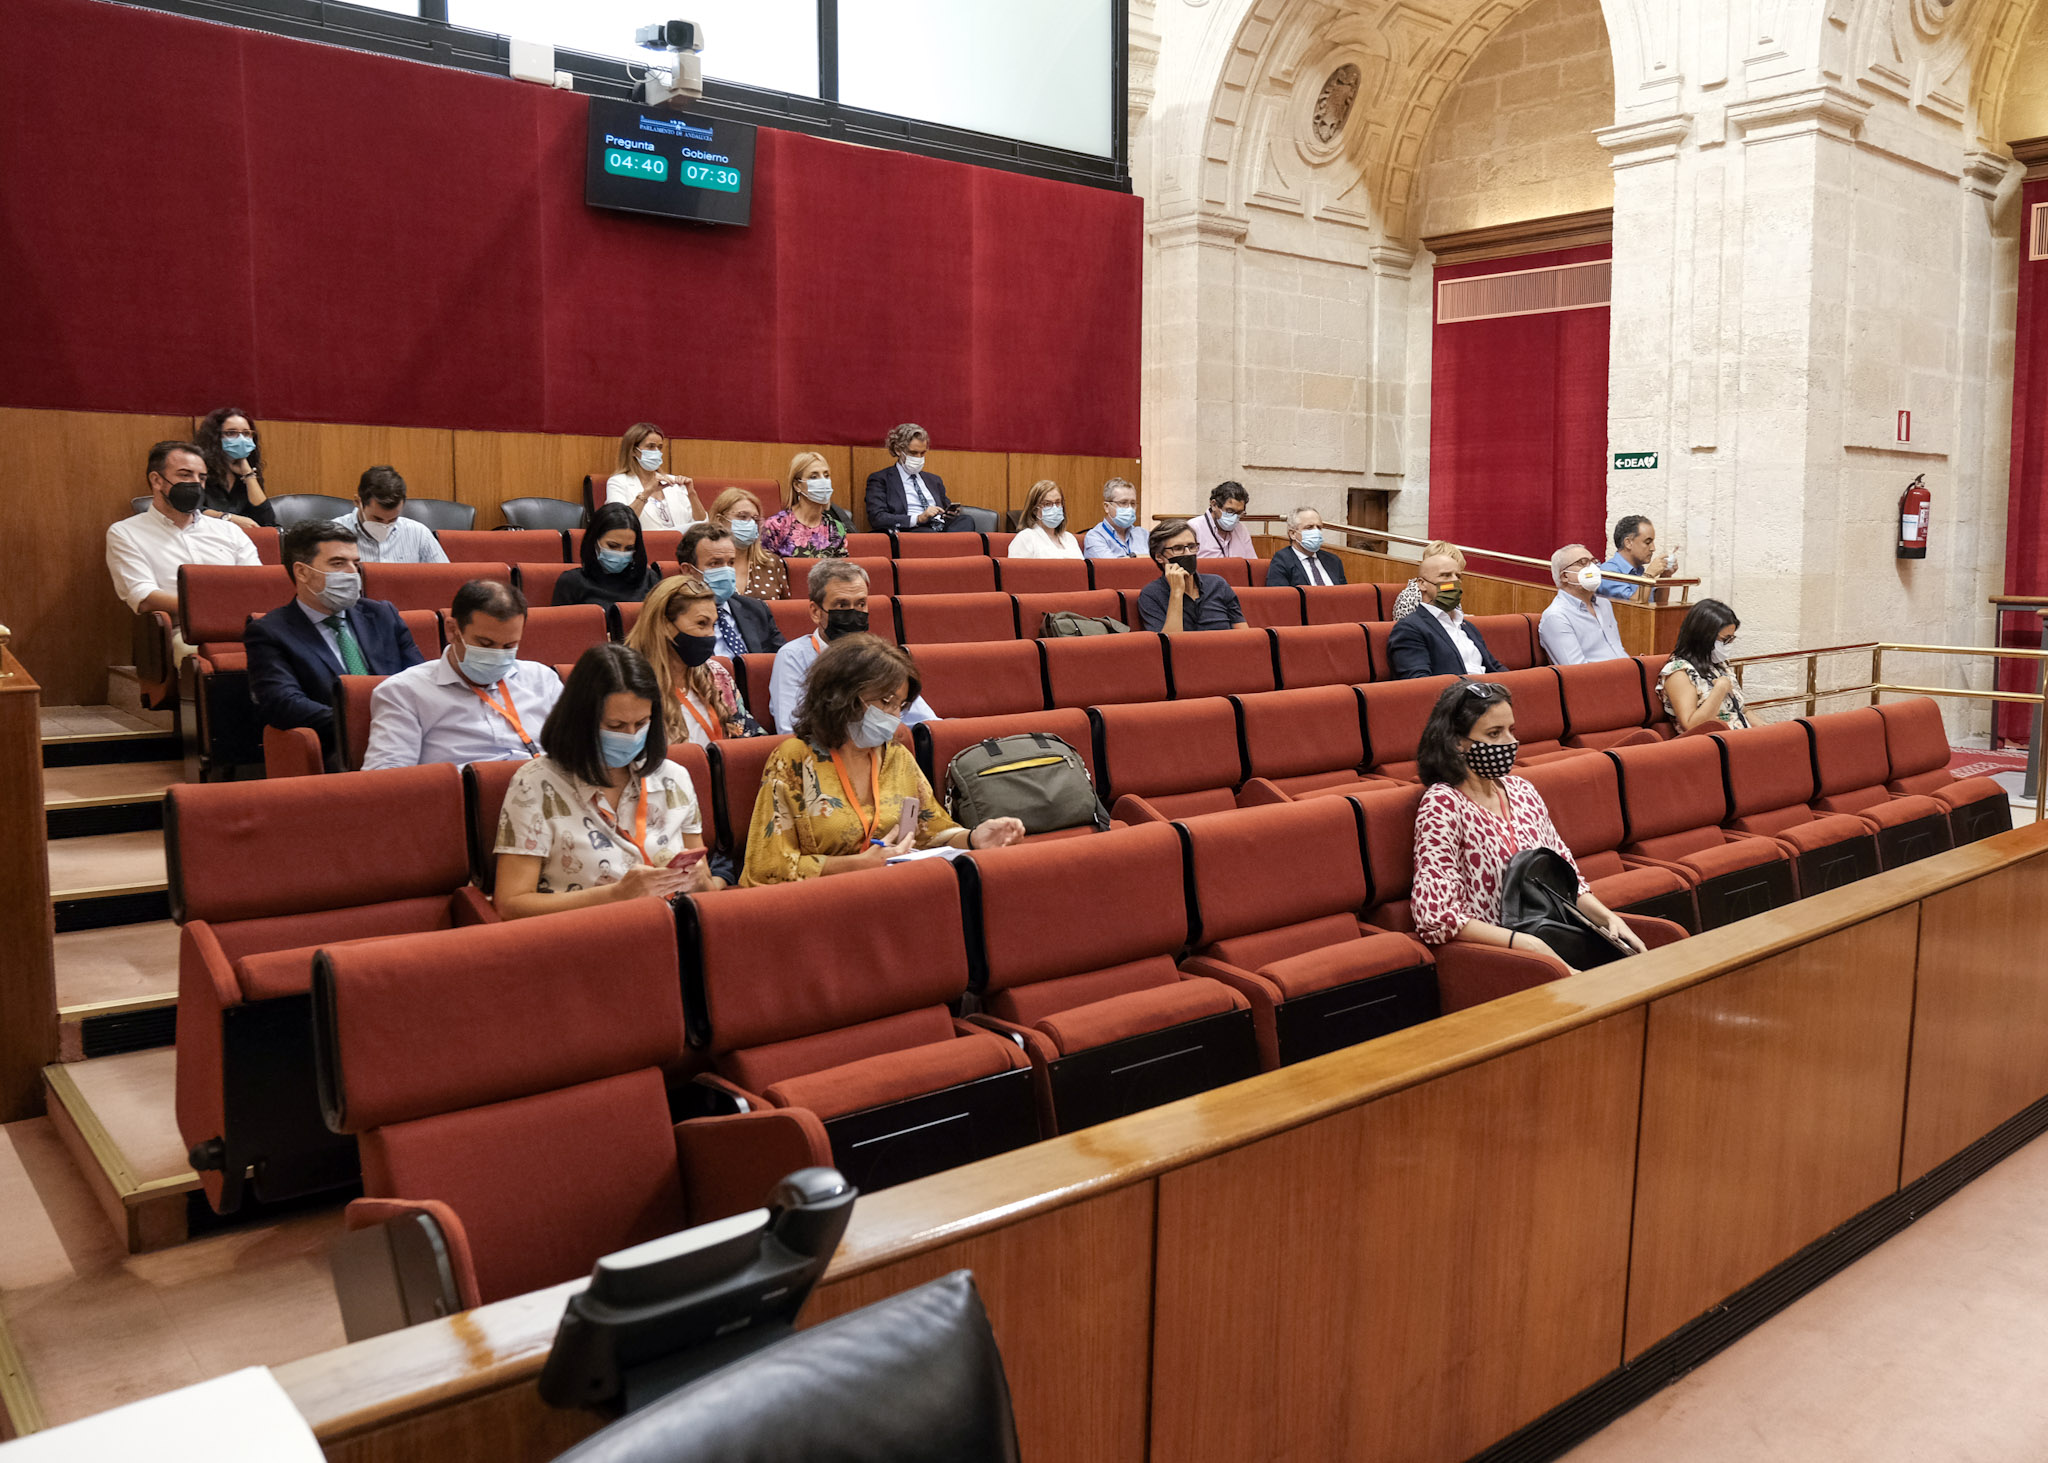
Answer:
[1948,746,2028,780]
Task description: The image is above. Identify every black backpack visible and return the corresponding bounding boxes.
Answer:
[1498,848,1633,971]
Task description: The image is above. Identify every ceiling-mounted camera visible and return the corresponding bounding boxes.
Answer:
[633,19,705,106]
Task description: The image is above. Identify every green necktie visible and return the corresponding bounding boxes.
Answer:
[325,615,370,676]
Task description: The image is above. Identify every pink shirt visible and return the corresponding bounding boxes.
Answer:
[1189,511,1255,558]
[1411,777,1588,946]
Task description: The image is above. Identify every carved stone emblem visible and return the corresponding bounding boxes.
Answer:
[1312,64,1361,144]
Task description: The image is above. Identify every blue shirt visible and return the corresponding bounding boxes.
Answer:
[1595,552,1644,601]
[1136,574,1244,632]
[1537,591,1628,665]
[1084,519,1148,559]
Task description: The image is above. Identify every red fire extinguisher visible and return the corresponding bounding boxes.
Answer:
[1897,474,1930,560]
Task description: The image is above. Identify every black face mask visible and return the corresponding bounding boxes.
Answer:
[1162,552,1200,581]
[670,631,717,668]
[823,608,869,641]
[163,479,204,514]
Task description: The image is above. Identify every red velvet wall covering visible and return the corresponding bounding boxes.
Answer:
[1995,176,2048,740]
[0,0,1142,456]
[1428,244,1612,572]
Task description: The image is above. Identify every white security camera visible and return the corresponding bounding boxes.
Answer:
[633,19,705,106]
[635,20,703,52]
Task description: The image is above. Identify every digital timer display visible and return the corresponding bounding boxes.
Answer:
[585,98,756,226]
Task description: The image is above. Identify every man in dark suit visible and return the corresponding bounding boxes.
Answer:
[1265,506,1348,587]
[1385,583,1505,679]
[863,422,977,533]
[681,523,785,658]
[246,521,425,761]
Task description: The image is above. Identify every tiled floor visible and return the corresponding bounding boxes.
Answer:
[1564,1129,2048,1462]
[38,706,169,739]
[54,922,179,1011]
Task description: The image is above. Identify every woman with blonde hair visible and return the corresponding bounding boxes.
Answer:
[624,572,757,747]
[1006,479,1084,559]
[707,485,789,600]
[760,450,847,560]
[605,422,701,532]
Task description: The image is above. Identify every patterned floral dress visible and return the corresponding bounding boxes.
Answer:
[740,738,965,885]
[1411,776,1588,946]
[759,509,846,559]
[1658,654,1752,729]
[494,756,703,894]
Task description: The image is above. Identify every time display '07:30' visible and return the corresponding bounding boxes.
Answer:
[680,162,742,194]
[603,148,668,181]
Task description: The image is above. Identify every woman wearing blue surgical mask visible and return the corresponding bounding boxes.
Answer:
[605,421,702,533]
[741,636,1023,885]
[194,406,276,529]
[1006,479,1084,560]
[760,450,848,561]
[708,485,789,600]
[494,643,721,918]
[553,503,660,608]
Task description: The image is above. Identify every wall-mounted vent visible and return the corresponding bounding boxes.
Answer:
[1437,258,1612,323]
[2031,202,2048,262]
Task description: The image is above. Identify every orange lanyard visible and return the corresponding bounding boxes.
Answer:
[675,686,723,744]
[592,782,652,865]
[467,679,538,756]
[810,633,825,654]
[828,747,884,844]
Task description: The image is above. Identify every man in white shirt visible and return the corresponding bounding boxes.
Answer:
[337,466,449,565]
[362,580,564,769]
[767,561,936,733]
[1539,544,1630,666]
[106,441,262,622]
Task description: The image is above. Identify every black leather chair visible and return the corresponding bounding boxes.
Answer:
[549,1272,1018,1463]
[399,497,477,531]
[954,504,999,534]
[500,496,587,531]
[268,493,357,527]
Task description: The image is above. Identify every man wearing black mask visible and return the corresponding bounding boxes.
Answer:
[106,440,262,638]
[1136,517,1245,633]
[766,560,938,733]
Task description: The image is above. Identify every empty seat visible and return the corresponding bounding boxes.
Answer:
[892,531,989,558]
[985,530,1015,554]
[961,823,1256,1132]
[1874,697,2012,845]
[180,564,291,656]
[268,493,357,527]
[498,498,584,532]
[1234,686,1375,802]
[1091,698,1242,822]
[1043,633,1168,709]
[440,529,562,563]
[1360,675,1460,780]
[843,532,894,557]
[1804,708,1955,867]
[239,525,282,565]
[1482,667,1586,765]
[1301,584,1386,626]
[1180,796,1436,1068]
[1270,623,1375,690]
[907,641,1047,719]
[511,562,575,607]
[170,764,493,1212]
[706,734,791,854]
[400,498,476,532]
[1520,755,1698,930]
[362,562,508,613]
[1166,628,1275,700]
[1089,558,1159,593]
[1015,590,1126,637]
[679,861,1037,1193]
[1468,614,1539,670]
[995,559,1090,593]
[1637,654,1676,736]
[1557,659,1664,750]
[516,604,608,666]
[1198,557,1252,587]
[318,900,826,1309]
[1612,736,1795,928]
[848,556,899,594]
[1236,586,1306,629]
[894,558,998,595]
[897,592,1017,645]
[1717,721,1879,896]
[731,653,779,728]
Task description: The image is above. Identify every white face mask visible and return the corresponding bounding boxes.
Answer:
[637,447,663,472]
[1575,564,1603,591]
[803,478,835,504]
[362,518,394,542]
[1713,639,1736,662]
[902,454,926,474]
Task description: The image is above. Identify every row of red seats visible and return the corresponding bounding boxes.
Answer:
[219,522,1017,567]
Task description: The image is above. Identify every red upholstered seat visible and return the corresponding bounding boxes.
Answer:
[896,592,1016,644]
[894,558,997,595]
[170,764,494,1212]
[1043,633,1168,709]
[1235,586,1306,629]
[1167,627,1275,699]
[996,559,1090,593]
[1805,707,1954,867]
[179,563,291,645]
[1717,721,1878,895]
[908,641,1047,719]
[322,900,826,1308]
[681,860,1037,1190]
[1468,614,1539,669]
[1178,797,1435,1068]
[1558,659,1663,749]
[1612,736,1796,927]
[516,604,608,666]
[847,556,898,594]
[892,531,989,558]
[361,562,509,613]
[238,524,281,565]
[1092,698,1243,823]
[1521,754,1696,929]
[1301,584,1386,626]
[841,532,893,557]
[1234,686,1374,800]
[1637,654,1676,736]
[963,823,1255,1131]
[1198,557,1252,586]
[1361,675,1460,780]
[261,725,324,778]
[1875,697,2012,845]
[1015,590,1126,637]
[708,734,798,854]
[986,532,1015,556]
[441,529,563,563]
[1272,623,1375,689]
[913,710,1108,839]
[1482,667,1587,765]
[731,653,779,728]
[511,561,573,606]
[1089,558,1159,593]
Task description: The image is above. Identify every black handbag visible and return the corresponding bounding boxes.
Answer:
[1498,848,1633,971]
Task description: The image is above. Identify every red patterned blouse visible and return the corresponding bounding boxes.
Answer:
[1411,776,1589,946]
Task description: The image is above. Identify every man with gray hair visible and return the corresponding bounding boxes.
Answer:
[767,559,937,732]
[1264,505,1347,586]
[1537,542,1629,666]
[863,422,976,534]
[1084,477,1147,559]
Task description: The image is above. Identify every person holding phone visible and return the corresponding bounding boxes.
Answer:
[740,635,1024,885]
[492,643,722,918]
[862,423,976,534]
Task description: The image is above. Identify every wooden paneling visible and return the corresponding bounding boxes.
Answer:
[805,1182,1154,1463]
[1612,600,1689,656]
[0,407,194,706]
[850,447,1009,531]
[319,1377,601,1463]
[1150,1011,1644,1463]
[259,421,456,505]
[1901,857,2048,1181]
[1005,453,1142,523]
[0,652,56,1120]
[1625,908,1921,1355]
[449,431,614,528]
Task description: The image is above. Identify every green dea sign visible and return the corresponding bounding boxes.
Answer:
[1613,451,1659,470]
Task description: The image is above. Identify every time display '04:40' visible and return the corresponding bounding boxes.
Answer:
[603,148,668,181]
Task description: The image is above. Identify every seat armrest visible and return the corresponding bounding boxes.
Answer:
[449,886,501,926]
[692,1072,766,1113]
[1177,956,1283,1069]
[1431,940,1570,1013]
[674,1109,833,1227]
[338,1196,478,1324]
[262,726,325,779]
[963,1013,1060,1065]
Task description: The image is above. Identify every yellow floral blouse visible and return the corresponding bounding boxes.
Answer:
[740,738,964,885]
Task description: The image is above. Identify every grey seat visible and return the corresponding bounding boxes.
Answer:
[399,497,477,532]
[953,504,998,534]
[499,497,587,532]
[268,493,358,528]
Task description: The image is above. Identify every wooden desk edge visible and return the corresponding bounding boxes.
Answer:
[277,820,2048,1440]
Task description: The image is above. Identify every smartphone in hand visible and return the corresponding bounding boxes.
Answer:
[665,847,708,872]
[893,797,920,845]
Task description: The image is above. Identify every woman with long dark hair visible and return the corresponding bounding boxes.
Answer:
[193,406,276,527]
[1660,598,1750,732]
[552,503,661,608]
